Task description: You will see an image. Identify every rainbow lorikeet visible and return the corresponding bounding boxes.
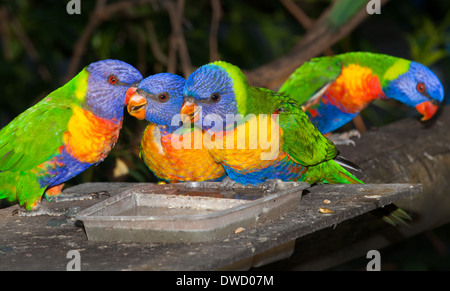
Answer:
[126,73,226,183]
[180,61,362,186]
[0,59,142,211]
[181,61,411,226]
[279,52,445,134]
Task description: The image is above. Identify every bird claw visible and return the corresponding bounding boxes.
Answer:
[327,129,361,146]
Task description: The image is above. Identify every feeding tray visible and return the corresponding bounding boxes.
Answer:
[76,181,309,243]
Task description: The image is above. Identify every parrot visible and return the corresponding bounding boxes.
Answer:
[181,61,411,226]
[126,73,226,183]
[180,61,363,186]
[0,59,143,212]
[279,52,445,135]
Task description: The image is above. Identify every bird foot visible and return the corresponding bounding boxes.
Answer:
[327,129,361,146]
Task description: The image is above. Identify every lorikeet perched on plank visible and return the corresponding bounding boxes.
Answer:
[181,61,362,186]
[0,59,142,211]
[182,61,411,226]
[279,52,445,134]
[126,73,225,183]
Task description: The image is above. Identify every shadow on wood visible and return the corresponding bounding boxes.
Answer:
[258,105,450,270]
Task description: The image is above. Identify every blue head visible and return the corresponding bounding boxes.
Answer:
[127,73,186,129]
[181,62,241,131]
[84,59,143,121]
[384,61,444,121]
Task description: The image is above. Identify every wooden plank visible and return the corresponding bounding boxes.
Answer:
[0,182,420,270]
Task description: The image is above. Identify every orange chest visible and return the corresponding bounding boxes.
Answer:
[63,107,122,164]
[140,124,225,182]
[323,64,385,113]
[205,114,284,170]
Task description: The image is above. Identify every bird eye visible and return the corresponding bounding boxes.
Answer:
[158,92,170,103]
[417,82,426,93]
[209,93,221,103]
[108,75,118,85]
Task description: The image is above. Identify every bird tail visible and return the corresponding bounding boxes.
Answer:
[0,171,45,210]
[334,155,362,173]
[309,160,364,185]
[372,204,412,227]
[0,171,20,202]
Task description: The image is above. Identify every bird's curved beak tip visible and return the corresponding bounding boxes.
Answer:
[416,101,439,121]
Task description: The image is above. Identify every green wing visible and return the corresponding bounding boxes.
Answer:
[277,96,363,185]
[278,56,342,106]
[246,87,337,167]
[278,100,338,166]
[0,95,73,172]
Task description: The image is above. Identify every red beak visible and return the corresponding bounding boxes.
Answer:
[415,101,439,121]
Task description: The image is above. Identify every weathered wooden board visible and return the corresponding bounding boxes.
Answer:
[0,182,420,270]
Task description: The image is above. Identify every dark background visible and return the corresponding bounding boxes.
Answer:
[0,0,449,270]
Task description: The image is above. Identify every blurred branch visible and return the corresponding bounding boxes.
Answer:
[144,20,168,65]
[166,1,178,74]
[247,0,390,90]
[65,0,156,82]
[65,0,106,82]
[209,0,222,62]
[101,0,155,18]
[280,0,313,29]
[0,7,11,60]
[0,6,51,82]
[280,0,334,57]
[166,0,193,78]
[126,23,147,73]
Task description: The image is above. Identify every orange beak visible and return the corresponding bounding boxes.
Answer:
[127,91,147,120]
[180,99,200,124]
[415,101,439,121]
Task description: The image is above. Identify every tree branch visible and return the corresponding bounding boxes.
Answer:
[166,0,193,78]
[144,19,168,66]
[7,11,52,82]
[64,0,156,82]
[247,0,390,89]
[279,0,313,29]
[0,6,11,60]
[209,0,222,62]
[65,0,106,82]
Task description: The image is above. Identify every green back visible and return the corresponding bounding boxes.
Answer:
[278,52,410,105]
[0,69,87,172]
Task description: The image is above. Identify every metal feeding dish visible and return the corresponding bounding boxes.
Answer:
[76,181,309,243]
